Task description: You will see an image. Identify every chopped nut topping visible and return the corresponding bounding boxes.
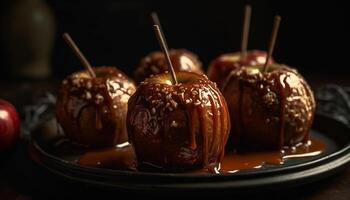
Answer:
[170,121,178,128]
[95,94,104,104]
[170,99,178,108]
[85,91,92,100]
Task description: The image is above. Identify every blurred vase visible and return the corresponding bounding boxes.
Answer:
[1,0,55,79]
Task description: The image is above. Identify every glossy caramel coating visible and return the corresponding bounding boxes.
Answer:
[56,67,136,148]
[222,64,315,150]
[127,72,230,171]
[207,50,273,89]
[134,49,203,83]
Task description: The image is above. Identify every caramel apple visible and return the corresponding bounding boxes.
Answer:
[134,49,204,83]
[207,50,273,88]
[127,71,230,171]
[222,64,315,150]
[56,67,136,148]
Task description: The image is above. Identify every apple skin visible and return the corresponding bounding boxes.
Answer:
[134,49,204,83]
[56,66,136,148]
[207,50,274,89]
[222,64,315,151]
[127,72,230,171]
[0,99,20,152]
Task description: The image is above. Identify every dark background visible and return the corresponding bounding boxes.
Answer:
[1,1,350,199]
[0,0,349,82]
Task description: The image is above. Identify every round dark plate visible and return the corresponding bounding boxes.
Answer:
[29,113,350,192]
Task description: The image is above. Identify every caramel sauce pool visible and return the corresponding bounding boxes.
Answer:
[77,138,325,173]
[78,142,137,171]
[218,138,325,173]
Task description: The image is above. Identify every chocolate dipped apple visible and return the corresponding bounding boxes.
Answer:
[127,71,230,171]
[56,66,136,147]
[222,64,315,150]
[134,49,203,83]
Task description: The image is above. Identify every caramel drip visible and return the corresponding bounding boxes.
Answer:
[218,92,230,162]
[106,84,121,144]
[208,84,228,163]
[198,105,209,166]
[220,70,235,92]
[299,79,314,143]
[161,115,167,167]
[237,79,243,149]
[75,104,88,127]
[221,71,241,149]
[277,74,287,147]
[95,109,103,130]
[188,108,197,149]
[208,94,219,160]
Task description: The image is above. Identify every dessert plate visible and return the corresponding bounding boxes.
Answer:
[28,113,350,192]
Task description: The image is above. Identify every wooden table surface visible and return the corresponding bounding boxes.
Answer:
[1,78,350,200]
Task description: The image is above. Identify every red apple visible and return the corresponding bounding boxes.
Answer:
[0,99,20,152]
[207,50,274,89]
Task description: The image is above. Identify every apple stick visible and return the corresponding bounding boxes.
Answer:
[63,33,96,78]
[153,25,178,85]
[151,12,162,31]
[151,12,169,48]
[263,16,281,72]
[241,5,252,59]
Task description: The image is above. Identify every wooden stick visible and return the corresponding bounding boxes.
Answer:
[63,33,96,77]
[151,12,161,29]
[153,25,178,84]
[151,12,168,46]
[241,5,252,59]
[263,15,281,72]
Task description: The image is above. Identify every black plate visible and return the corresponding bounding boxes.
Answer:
[28,113,350,192]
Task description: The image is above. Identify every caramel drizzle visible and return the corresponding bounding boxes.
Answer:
[208,95,219,158]
[279,73,292,147]
[237,78,243,149]
[219,93,229,162]
[188,109,197,149]
[208,83,229,164]
[95,109,103,130]
[221,71,238,150]
[198,105,209,166]
[299,77,315,144]
[105,83,121,145]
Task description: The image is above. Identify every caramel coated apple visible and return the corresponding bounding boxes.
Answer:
[207,50,273,89]
[56,67,136,148]
[222,64,315,150]
[127,72,230,171]
[134,49,203,83]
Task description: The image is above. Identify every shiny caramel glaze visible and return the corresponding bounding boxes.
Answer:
[222,64,315,150]
[127,72,230,171]
[134,49,203,83]
[218,137,324,173]
[78,142,137,170]
[56,67,136,148]
[207,50,273,89]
